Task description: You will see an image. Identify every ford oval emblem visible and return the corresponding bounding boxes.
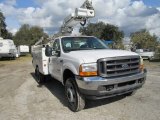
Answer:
[122,64,129,69]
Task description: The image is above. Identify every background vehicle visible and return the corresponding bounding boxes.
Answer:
[135,49,154,60]
[17,45,29,56]
[149,46,160,61]
[0,37,17,59]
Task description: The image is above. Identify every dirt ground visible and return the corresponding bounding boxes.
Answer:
[0,56,160,120]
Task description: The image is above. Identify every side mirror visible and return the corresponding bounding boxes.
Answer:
[54,50,61,57]
[45,45,52,57]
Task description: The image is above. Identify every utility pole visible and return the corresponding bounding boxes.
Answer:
[0,15,4,38]
[0,11,6,39]
[0,17,1,37]
[0,29,1,37]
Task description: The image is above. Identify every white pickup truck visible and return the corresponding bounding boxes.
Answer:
[32,36,147,112]
[135,49,154,60]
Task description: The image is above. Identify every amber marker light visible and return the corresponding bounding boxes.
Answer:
[79,63,98,77]
[139,56,144,72]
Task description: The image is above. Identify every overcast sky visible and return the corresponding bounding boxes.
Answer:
[0,0,160,37]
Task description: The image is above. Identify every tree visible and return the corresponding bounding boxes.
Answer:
[101,24,124,47]
[0,10,12,39]
[14,24,48,46]
[80,22,124,49]
[79,22,106,38]
[130,29,158,50]
[30,26,48,45]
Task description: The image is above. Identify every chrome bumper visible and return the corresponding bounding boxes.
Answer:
[75,69,147,99]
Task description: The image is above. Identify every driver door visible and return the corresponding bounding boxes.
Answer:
[49,39,62,81]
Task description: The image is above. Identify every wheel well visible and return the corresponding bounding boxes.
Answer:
[63,69,74,85]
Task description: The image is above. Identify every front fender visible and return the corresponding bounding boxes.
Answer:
[62,62,79,76]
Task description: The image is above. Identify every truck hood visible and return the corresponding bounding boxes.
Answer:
[65,49,139,63]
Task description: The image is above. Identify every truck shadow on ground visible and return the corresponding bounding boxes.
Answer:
[31,73,67,107]
[0,58,15,61]
[85,96,125,109]
[31,73,126,110]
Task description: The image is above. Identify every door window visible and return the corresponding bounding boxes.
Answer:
[53,39,60,51]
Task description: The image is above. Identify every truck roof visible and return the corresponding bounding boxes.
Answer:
[55,35,96,39]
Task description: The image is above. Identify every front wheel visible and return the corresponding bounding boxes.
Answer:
[65,78,85,112]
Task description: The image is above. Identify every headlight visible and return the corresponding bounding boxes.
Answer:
[139,56,144,72]
[79,63,97,77]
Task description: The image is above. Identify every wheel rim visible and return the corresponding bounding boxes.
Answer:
[66,84,76,105]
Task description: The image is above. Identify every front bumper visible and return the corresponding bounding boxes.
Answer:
[75,69,147,100]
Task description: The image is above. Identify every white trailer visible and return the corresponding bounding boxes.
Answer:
[0,37,17,59]
[17,45,29,56]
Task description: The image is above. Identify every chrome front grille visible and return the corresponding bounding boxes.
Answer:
[98,56,140,77]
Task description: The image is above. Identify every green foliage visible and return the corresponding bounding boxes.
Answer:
[14,24,48,46]
[80,22,124,49]
[130,29,158,50]
[101,24,124,41]
[0,10,13,39]
[79,22,106,38]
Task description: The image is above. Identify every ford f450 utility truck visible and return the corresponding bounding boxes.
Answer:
[32,36,147,111]
[32,0,147,112]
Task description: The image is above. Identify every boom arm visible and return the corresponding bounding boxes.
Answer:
[33,0,95,45]
[60,0,95,35]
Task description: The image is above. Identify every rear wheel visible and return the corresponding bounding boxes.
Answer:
[35,67,44,84]
[12,57,16,60]
[65,78,85,112]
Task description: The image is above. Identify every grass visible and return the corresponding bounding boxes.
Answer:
[0,54,32,66]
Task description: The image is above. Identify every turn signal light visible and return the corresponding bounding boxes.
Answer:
[139,64,144,71]
[79,71,98,77]
[79,65,98,77]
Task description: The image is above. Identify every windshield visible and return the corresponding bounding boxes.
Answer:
[61,37,108,52]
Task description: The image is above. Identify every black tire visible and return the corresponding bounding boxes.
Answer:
[35,68,38,77]
[148,57,154,62]
[35,67,44,84]
[12,57,16,60]
[65,78,85,112]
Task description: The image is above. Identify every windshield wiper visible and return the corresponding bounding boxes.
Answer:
[64,48,80,52]
[94,48,107,49]
[64,48,104,52]
[80,48,95,50]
